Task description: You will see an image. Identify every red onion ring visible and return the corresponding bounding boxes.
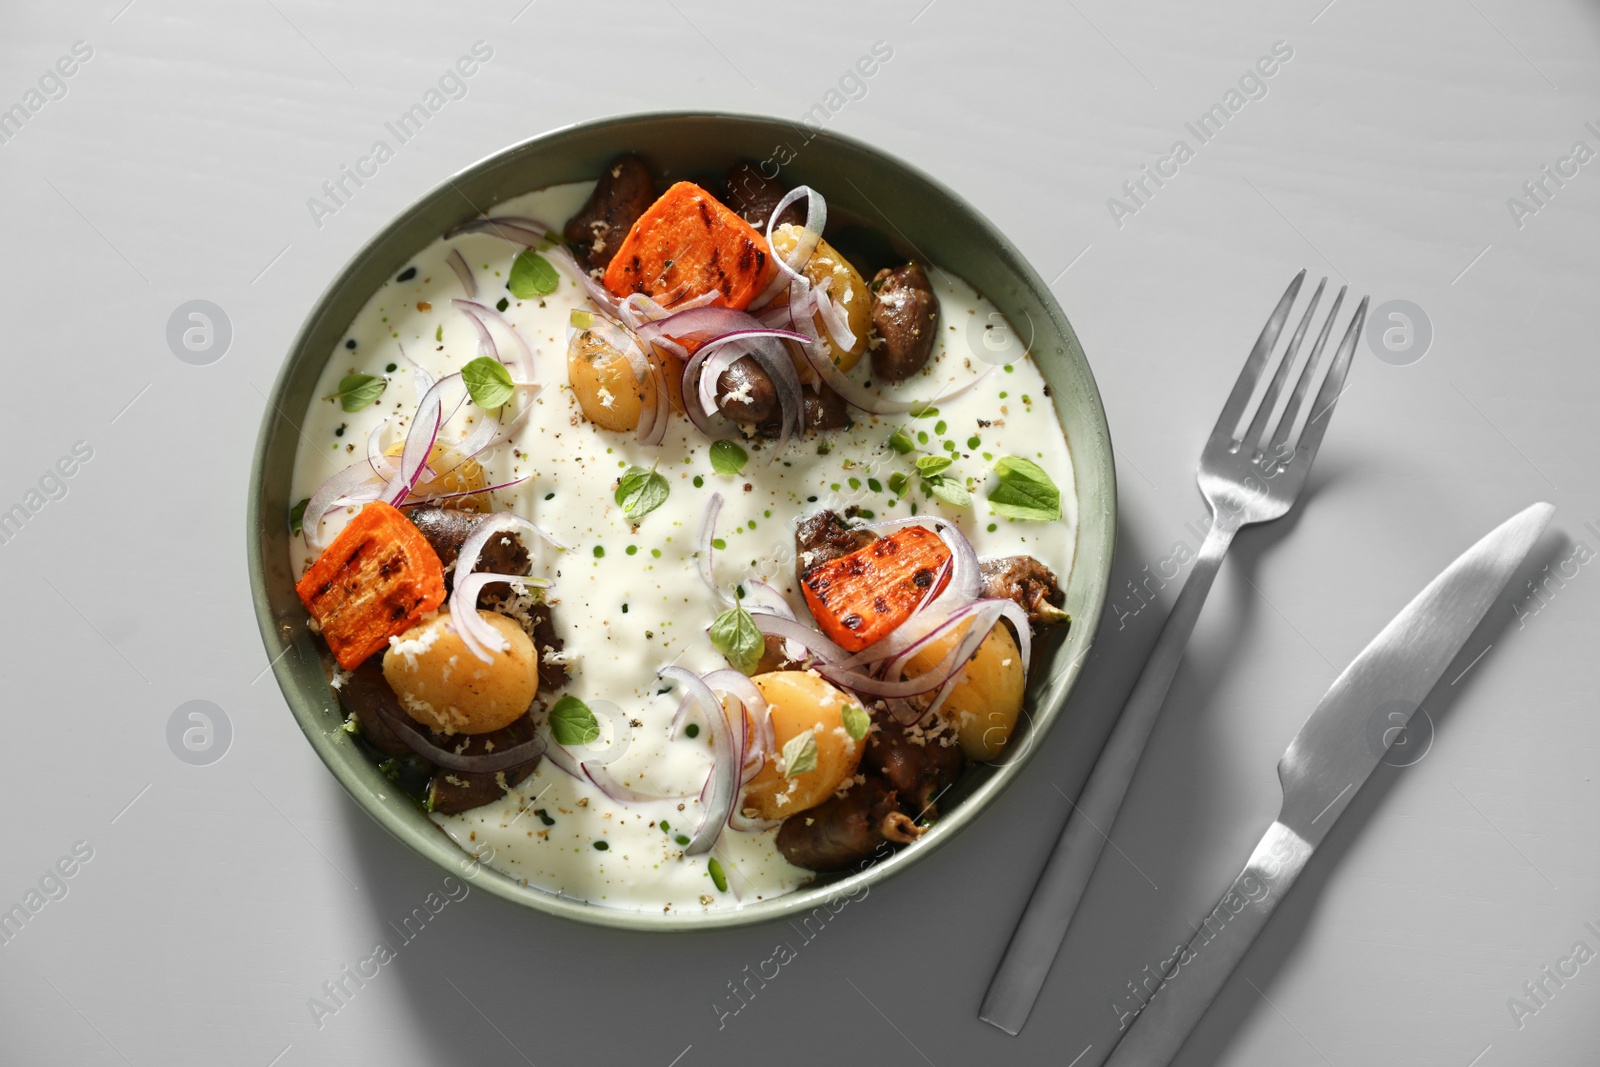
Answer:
[444,215,553,246]
[446,248,477,299]
[447,513,565,662]
[582,763,696,803]
[697,493,732,608]
[449,572,551,665]
[303,461,384,550]
[453,299,536,385]
[813,600,1004,699]
[748,613,847,664]
[383,374,459,505]
[660,666,737,855]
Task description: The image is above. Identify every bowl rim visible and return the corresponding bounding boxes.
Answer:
[248,108,1117,931]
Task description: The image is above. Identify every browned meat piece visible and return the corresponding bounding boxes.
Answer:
[776,776,923,872]
[867,716,964,818]
[979,555,1070,627]
[803,384,850,432]
[714,356,778,425]
[869,263,939,381]
[523,603,570,692]
[425,713,541,814]
[338,659,415,758]
[752,383,852,439]
[794,509,877,586]
[724,160,803,230]
[403,506,531,601]
[563,154,656,274]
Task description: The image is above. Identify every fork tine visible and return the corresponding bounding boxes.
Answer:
[1209,270,1306,445]
[1290,295,1368,463]
[1242,276,1325,455]
[1265,285,1346,464]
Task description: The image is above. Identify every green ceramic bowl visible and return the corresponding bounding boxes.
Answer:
[248,111,1116,931]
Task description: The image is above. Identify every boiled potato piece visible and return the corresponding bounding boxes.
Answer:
[382,612,537,735]
[384,442,488,511]
[903,619,1025,761]
[741,671,866,820]
[568,322,657,432]
[771,226,872,373]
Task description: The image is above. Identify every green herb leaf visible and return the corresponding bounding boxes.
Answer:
[709,439,748,476]
[988,456,1062,522]
[708,856,729,893]
[435,324,443,342]
[915,455,953,477]
[781,729,818,777]
[461,355,515,409]
[930,477,973,508]
[289,497,310,535]
[709,604,765,675]
[569,308,593,330]
[508,250,559,298]
[549,695,600,746]
[910,404,940,418]
[326,372,386,412]
[888,472,910,499]
[888,429,915,454]
[614,466,669,521]
[841,705,870,741]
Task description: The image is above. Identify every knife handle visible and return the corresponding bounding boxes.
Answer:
[1103,821,1314,1067]
[980,519,1237,1035]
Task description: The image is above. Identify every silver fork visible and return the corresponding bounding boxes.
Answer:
[979,271,1369,1036]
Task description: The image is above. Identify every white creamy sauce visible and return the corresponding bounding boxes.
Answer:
[289,181,1079,914]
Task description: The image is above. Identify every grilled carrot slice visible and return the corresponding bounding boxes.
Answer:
[295,501,447,670]
[603,181,778,310]
[800,526,952,652]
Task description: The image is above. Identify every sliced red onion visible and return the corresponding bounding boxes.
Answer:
[764,186,826,291]
[749,613,848,664]
[366,418,397,480]
[697,493,732,608]
[446,513,565,662]
[396,342,435,397]
[453,299,535,386]
[303,461,384,550]
[701,668,772,772]
[640,362,670,447]
[812,276,857,352]
[881,598,1031,725]
[369,699,546,773]
[445,215,553,246]
[446,248,477,299]
[383,374,457,505]
[573,702,631,766]
[582,763,696,803]
[660,666,737,855]
[449,572,551,665]
[542,741,583,781]
[407,472,532,505]
[542,243,620,314]
[816,600,1006,700]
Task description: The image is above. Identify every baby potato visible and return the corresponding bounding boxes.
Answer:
[382,612,537,736]
[741,671,866,820]
[771,226,872,373]
[385,442,489,511]
[903,620,1025,761]
[568,323,656,432]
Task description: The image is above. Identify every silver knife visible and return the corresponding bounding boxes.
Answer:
[1099,501,1553,1067]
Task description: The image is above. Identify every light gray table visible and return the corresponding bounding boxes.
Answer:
[3,1,1595,1064]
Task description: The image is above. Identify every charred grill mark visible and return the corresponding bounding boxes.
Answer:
[697,200,714,229]
[842,613,863,631]
[913,568,934,588]
[872,596,889,615]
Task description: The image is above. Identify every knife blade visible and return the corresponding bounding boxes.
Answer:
[1102,501,1553,1067]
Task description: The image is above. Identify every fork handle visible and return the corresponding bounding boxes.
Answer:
[980,516,1238,1036]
